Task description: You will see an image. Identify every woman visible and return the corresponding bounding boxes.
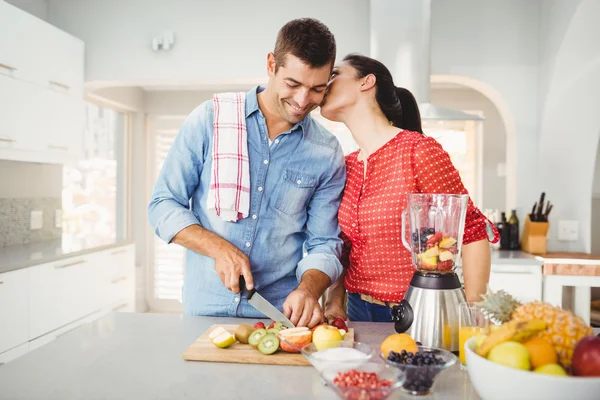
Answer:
[321,54,499,323]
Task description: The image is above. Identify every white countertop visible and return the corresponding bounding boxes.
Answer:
[0,313,480,400]
[0,236,133,274]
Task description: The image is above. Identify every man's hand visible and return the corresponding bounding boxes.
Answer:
[212,238,253,294]
[283,288,323,328]
[172,225,253,294]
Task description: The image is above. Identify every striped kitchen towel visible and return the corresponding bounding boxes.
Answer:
[208,92,250,222]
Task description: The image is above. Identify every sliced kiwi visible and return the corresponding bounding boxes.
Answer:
[248,328,267,347]
[234,324,255,344]
[257,333,280,355]
[267,328,282,335]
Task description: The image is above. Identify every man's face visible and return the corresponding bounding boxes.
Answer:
[266,53,332,124]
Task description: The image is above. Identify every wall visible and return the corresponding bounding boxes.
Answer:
[430,87,506,211]
[45,0,370,86]
[0,160,62,247]
[538,0,600,252]
[430,0,541,217]
[5,0,47,20]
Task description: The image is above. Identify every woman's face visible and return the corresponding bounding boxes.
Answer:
[319,61,362,122]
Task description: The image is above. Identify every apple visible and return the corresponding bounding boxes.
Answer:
[439,249,455,262]
[572,335,600,377]
[312,324,343,351]
[278,327,312,353]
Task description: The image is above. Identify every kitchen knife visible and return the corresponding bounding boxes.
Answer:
[536,192,546,220]
[530,202,537,221]
[239,276,295,328]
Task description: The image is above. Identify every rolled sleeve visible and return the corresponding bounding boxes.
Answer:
[296,145,346,284]
[148,103,209,244]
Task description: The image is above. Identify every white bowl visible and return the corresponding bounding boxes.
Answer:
[465,336,600,400]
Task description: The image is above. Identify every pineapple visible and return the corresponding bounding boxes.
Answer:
[476,287,593,368]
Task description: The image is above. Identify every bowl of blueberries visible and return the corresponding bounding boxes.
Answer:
[382,346,457,396]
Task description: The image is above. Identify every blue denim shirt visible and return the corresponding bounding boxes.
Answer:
[148,87,346,317]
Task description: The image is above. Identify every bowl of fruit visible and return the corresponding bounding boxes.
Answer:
[465,289,600,400]
[320,362,405,400]
[379,333,457,395]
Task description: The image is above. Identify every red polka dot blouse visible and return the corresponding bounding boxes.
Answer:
[339,130,499,302]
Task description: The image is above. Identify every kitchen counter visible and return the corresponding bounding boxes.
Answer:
[490,250,543,266]
[0,313,480,400]
[0,236,134,274]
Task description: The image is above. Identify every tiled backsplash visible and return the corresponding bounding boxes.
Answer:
[0,197,62,247]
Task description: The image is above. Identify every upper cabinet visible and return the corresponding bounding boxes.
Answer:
[0,1,85,164]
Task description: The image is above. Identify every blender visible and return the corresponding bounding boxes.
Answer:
[391,193,469,353]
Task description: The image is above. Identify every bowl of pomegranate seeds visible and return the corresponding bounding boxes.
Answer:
[320,362,405,400]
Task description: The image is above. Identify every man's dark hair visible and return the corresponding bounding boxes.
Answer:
[273,18,336,72]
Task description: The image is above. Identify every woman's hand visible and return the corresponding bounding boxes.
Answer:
[324,302,348,324]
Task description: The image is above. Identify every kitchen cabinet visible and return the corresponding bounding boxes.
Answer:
[0,269,29,355]
[457,263,543,302]
[0,1,85,164]
[0,243,135,364]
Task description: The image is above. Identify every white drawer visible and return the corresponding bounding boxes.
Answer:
[0,269,29,354]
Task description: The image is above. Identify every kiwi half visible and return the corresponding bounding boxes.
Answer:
[257,333,280,355]
[234,324,255,344]
[248,328,267,347]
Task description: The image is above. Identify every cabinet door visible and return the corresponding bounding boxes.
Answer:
[45,89,84,160]
[0,74,41,151]
[104,245,136,310]
[28,256,93,340]
[488,271,542,302]
[44,26,85,97]
[0,269,29,354]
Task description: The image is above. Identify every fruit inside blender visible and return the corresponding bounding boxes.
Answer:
[411,227,458,272]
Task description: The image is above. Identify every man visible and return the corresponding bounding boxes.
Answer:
[148,18,345,328]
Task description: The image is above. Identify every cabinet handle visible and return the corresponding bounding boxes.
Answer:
[112,303,128,311]
[0,138,16,143]
[48,144,69,151]
[0,63,17,71]
[54,259,86,269]
[111,277,128,284]
[111,249,128,256]
[49,80,70,91]
[0,281,4,285]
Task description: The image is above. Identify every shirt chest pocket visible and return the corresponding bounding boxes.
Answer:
[274,169,318,215]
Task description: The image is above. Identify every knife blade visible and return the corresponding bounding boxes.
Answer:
[239,276,295,328]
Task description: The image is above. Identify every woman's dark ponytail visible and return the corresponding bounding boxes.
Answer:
[343,53,423,134]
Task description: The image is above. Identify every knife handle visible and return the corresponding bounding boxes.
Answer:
[239,276,255,300]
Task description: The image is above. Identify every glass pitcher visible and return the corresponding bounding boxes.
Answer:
[401,194,469,274]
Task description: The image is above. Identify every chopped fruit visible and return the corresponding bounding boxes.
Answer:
[331,317,349,332]
[380,333,419,358]
[439,249,455,262]
[439,237,457,249]
[278,328,312,353]
[257,333,280,355]
[267,328,282,335]
[253,322,266,330]
[234,324,255,344]
[333,370,393,389]
[438,260,453,271]
[212,331,236,348]
[339,329,347,338]
[267,321,276,329]
[421,245,439,258]
[208,327,228,340]
[420,256,438,271]
[426,232,443,245]
[248,328,268,348]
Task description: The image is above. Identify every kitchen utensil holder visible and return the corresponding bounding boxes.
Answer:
[521,215,549,255]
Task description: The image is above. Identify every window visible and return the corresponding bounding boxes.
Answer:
[62,102,129,247]
[148,116,187,312]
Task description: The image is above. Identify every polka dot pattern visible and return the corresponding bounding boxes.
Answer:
[339,130,499,303]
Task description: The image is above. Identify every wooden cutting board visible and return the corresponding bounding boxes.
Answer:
[182,324,354,366]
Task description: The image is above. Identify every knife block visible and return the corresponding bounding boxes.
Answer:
[521,215,550,255]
